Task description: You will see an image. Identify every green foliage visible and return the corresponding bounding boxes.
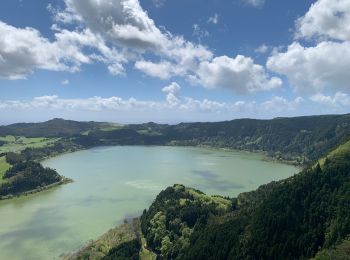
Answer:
[0,137,78,197]
[0,160,61,196]
[67,219,141,260]
[103,239,141,260]
[0,135,59,154]
[0,118,115,138]
[5,152,23,165]
[313,238,350,260]
[74,128,144,147]
[18,138,81,161]
[0,156,10,182]
[0,135,16,142]
[140,184,231,259]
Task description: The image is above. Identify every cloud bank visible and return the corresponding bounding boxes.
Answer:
[0,81,312,124]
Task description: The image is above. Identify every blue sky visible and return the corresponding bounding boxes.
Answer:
[0,0,350,124]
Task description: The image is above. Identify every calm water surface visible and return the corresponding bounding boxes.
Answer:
[0,146,298,259]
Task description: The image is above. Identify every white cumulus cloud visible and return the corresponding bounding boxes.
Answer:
[193,55,282,94]
[296,0,350,41]
[162,82,182,107]
[261,96,304,112]
[0,20,127,79]
[134,60,182,80]
[52,0,279,94]
[310,92,350,107]
[0,21,90,79]
[267,41,350,93]
[267,0,350,94]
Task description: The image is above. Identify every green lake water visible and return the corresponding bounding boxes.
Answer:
[0,146,298,259]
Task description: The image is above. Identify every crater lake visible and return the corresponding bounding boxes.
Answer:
[0,146,298,259]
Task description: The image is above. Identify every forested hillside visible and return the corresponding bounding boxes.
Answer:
[0,118,118,138]
[157,114,350,165]
[140,185,232,259]
[2,114,350,166]
[0,152,66,198]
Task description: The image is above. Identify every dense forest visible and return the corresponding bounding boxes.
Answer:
[0,152,63,197]
[140,185,232,259]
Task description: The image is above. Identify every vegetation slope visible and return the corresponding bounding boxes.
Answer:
[0,152,66,198]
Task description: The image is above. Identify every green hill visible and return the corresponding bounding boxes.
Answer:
[0,118,118,138]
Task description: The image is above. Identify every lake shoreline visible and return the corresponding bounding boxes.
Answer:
[0,145,298,259]
[171,144,304,169]
[0,177,73,201]
[42,143,303,166]
[1,143,301,201]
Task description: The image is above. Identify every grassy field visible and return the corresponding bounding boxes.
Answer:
[99,123,123,131]
[0,156,10,183]
[140,236,157,260]
[0,136,59,183]
[0,136,16,142]
[81,123,123,135]
[0,136,59,153]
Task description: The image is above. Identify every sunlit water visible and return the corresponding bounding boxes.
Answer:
[0,146,298,259]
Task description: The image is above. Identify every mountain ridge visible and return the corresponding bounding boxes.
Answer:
[3,114,350,166]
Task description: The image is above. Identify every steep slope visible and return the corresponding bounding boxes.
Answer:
[65,219,141,260]
[140,185,232,259]
[156,114,350,165]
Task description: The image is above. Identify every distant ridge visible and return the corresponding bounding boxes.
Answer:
[2,114,350,165]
